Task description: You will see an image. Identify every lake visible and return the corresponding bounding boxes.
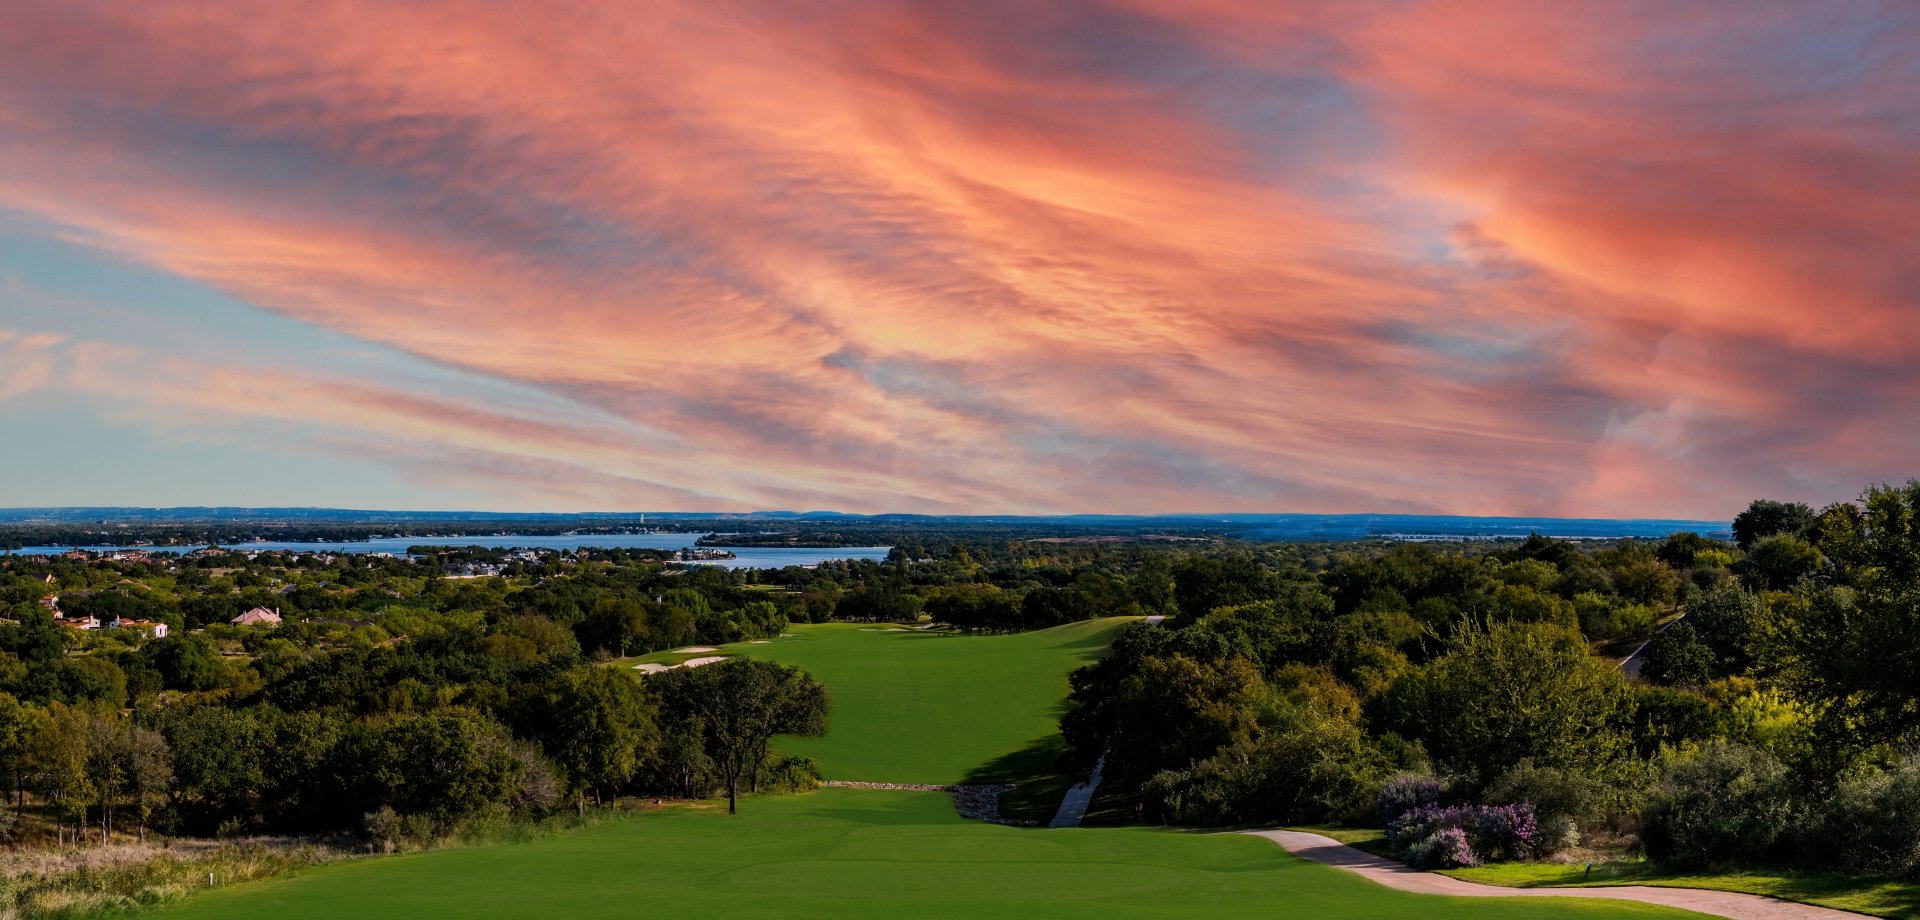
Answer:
[1,533,891,570]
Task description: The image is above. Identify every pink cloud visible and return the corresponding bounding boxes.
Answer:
[0,1,1913,516]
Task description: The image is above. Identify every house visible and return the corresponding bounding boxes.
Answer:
[38,573,55,585]
[231,607,283,627]
[57,614,100,630]
[39,595,60,612]
[111,618,169,638]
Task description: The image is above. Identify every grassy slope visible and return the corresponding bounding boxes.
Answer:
[155,790,1697,920]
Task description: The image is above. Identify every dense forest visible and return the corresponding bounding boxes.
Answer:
[0,481,1914,886]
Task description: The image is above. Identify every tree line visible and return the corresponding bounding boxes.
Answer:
[1060,481,1920,876]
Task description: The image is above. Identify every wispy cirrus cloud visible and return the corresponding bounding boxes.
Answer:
[0,0,1914,515]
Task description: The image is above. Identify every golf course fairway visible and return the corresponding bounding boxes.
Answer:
[729,619,1123,782]
[154,790,1696,920]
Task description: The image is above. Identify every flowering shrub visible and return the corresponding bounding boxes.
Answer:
[1375,774,1442,828]
[1388,802,1542,868]
[1470,803,1541,861]
[1407,825,1480,868]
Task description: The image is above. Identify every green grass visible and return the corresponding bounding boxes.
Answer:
[664,619,1128,785]
[152,790,1701,920]
[1447,859,1920,919]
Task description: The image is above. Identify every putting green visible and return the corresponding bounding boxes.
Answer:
[156,790,1696,920]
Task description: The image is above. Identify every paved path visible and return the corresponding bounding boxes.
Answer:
[1048,754,1105,828]
[1247,830,1872,920]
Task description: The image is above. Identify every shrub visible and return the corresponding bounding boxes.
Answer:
[1411,825,1479,869]
[1641,743,1799,868]
[1389,802,1540,866]
[758,754,823,794]
[1483,761,1609,827]
[1376,773,1442,828]
[362,806,400,853]
[1143,711,1404,827]
[1817,756,1920,876]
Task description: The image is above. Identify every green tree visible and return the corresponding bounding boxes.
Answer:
[161,705,273,830]
[1639,624,1715,688]
[1732,499,1816,550]
[0,692,42,819]
[1384,622,1632,780]
[532,667,656,803]
[28,702,95,844]
[354,710,522,824]
[1742,535,1820,591]
[663,659,827,813]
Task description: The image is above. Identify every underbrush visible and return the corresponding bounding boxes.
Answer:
[0,810,623,919]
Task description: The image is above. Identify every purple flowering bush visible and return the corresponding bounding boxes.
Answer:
[1408,825,1480,869]
[1388,802,1542,868]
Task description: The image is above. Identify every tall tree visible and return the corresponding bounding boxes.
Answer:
[0,692,43,819]
[1732,499,1816,550]
[667,659,826,814]
[531,667,656,803]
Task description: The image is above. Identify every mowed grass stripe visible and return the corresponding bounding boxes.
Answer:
[154,791,1701,920]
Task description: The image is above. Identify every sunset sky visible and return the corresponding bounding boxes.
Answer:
[1,2,1915,517]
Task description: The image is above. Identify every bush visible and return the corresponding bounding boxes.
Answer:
[1389,802,1540,867]
[1410,826,1479,869]
[1376,773,1442,828]
[1482,761,1610,827]
[1817,756,1920,876]
[757,755,822,794]
[1641,743,1799,868]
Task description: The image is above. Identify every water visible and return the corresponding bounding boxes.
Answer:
[2,533,891,570]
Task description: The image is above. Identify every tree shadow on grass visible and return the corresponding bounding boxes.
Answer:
[962,734,1075,824]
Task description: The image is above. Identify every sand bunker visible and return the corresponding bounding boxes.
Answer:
[673,646,719,654]
[634,655,729,674]
[749,640,771,644]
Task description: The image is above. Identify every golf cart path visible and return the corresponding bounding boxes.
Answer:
[1048,754,1105,828]
[1248,830,1871,920]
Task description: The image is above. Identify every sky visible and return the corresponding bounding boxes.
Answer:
[0,1,1915,517]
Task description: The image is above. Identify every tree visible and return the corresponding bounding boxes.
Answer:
[1742,535,1820,591]
[1640,624,1715,688]
[530,667,656,803]
[121,725,173,843]
[28,702,94,844]
[580,597,651,658]
[1688,583,1761,674]
[350,711,522,824]
[161,705,272,831]
[662,659,827,813]
[1761,482,1920,753]
[1383,622,1632,780]
[0,692,42,819]
[1732,499,1815,550]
